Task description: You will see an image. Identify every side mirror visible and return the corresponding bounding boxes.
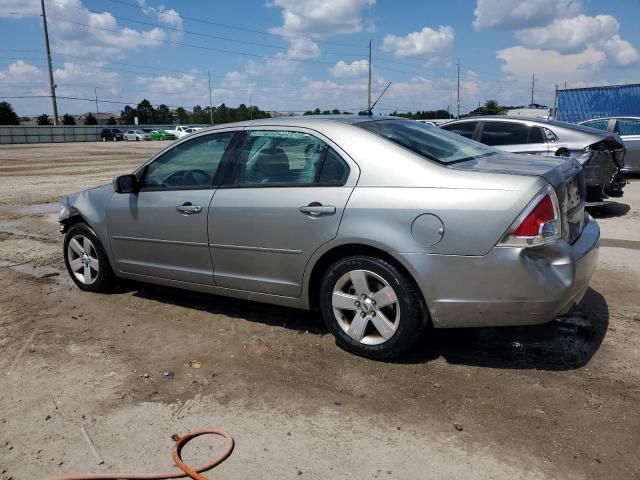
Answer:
[113,174,139,194]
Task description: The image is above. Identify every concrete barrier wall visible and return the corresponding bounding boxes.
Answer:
[0,125,209,144]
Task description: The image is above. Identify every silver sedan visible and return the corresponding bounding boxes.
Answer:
[123,129,150,141]
[59,116,599,359]
[579,117,640,174]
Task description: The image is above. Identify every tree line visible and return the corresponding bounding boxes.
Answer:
[119,99,270,125]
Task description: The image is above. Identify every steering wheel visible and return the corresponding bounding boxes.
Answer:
[183,168,211,186]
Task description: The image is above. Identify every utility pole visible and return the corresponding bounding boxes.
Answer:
[94,87,99,119]
[530,73,535,106]
[456,58,460,119]
[367,39,372,113]
[553,83,558,120]
[207,70,214,125]
[249,94,253,120]
[40,0,58,125]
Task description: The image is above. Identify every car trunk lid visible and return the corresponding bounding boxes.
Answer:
[448,152,586,244]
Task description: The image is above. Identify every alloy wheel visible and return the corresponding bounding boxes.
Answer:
[67,234,99,285]
[332,269,400,345]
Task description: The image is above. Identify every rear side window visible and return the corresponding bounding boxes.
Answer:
[441,121,477,139]
[529,127,544,143]
[582,119,609,131]
[614,119,640,135]
[235,130,350,186]
[318,148,349,184]
[480,122,538,146]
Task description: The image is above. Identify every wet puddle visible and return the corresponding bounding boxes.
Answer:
[0,259,61,278]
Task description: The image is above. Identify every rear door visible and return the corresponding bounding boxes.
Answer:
[478,121,549,154]
[613,118,640,172]
[209,127,358,297]
[107,131,239,284]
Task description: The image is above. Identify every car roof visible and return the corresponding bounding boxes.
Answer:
[444,115,551,124]
[580,116,640,122]
[191,115,404,133]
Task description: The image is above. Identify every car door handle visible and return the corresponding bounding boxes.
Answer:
[299,203,336,216]
[176,202,202,215]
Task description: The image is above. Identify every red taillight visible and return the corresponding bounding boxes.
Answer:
[499,185,561,247]
[513,194,554,237]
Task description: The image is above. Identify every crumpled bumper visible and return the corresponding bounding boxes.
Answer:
[399,215,600,328]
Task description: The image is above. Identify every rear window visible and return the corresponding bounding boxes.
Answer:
[357,120,496,165]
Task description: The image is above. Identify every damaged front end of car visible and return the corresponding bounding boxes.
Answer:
[578,136,626,204]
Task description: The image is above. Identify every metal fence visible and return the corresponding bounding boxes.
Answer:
[556,84,640,123]
[0,125,209,144]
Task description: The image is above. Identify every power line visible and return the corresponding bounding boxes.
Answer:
[41,14,358,68]
[102,0,367,50]
[44,0,365,59]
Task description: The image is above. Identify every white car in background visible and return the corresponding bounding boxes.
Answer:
[165,126,204,138]
[123,129,150,141]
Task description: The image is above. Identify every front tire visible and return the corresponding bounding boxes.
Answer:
[63,223,115,293]
[319,256,427,360]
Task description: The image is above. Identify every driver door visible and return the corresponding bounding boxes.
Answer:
[107,131,239,284]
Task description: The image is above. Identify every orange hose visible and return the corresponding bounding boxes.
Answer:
[51,428,234,480]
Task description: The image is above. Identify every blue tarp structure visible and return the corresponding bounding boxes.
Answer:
[556,84,640,123]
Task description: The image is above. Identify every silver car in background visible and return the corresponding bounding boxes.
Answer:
[579,117,640,173]
[59,117,599,359]
[441,116,626,203]
[123,129,150,141]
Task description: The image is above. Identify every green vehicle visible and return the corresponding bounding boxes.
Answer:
[148,130,177,141]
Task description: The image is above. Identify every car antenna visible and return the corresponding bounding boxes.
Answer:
[359,83,392,116]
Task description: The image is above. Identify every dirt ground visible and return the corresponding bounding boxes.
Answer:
[0,142,639,480]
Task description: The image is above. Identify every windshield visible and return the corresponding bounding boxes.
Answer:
[357,119,497,164]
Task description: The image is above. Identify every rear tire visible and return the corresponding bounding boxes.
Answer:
[319,255,427,360]
[63,223,116,293]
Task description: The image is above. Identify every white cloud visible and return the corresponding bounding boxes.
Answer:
[330,59,369,78]
[137,0,183,40]
[0,0,175,57]
[516,14,617,53]
[497,45,606,81]
[0,0,40,16]
[604,35,639,66]
[381,26,454,57]
[136,73,203,94]
[473,0,583,31]
[268,0,375,37]
[286,37,321,60]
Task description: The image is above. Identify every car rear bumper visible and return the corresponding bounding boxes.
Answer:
[399,214,600,328]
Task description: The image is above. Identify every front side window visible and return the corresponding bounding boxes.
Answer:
[614,119,640,135]
[142,132,235,189]
[359,120,495,164]
[440,121,477,139]
[235,130,349,186]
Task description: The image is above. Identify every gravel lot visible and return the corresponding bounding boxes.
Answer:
[1,142,639,480]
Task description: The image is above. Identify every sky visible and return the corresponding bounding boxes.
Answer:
[1,0,639,117]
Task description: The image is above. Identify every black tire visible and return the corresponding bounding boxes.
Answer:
[319,255,427,360]
[63,222,116,293]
